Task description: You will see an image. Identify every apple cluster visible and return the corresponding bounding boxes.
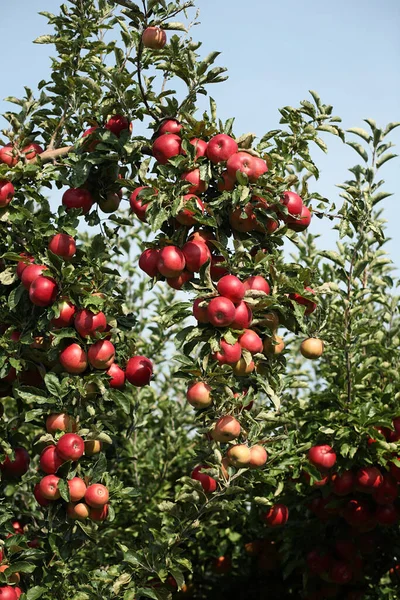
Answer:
[35,413,109,522]
[0,520,41,598]
[0,142,44,212]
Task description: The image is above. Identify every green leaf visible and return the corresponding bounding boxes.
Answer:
[384,121,400,136]
[346,127,371,142]
[347,141,368,162]
[44,373,62,398]
[376,153,398,169]
[26,587,47,600]
[162,22,187,32]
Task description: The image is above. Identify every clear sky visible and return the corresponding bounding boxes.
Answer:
[0,1,399,269]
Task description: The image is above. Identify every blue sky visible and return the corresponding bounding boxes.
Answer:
[1,1,399,269]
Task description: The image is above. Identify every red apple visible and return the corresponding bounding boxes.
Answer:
[389,459,400,482]
[46,413,76,434]
[158,119,182,135]
[229,203,256,232]
[187,381,212,409]
[88,340,115,369]
[39,474,60,500]
[56,433,84,461]
[191,465,217,493]
[82,126,99,152]
[207,296,236,327]
[289,287,317,315]
[231,301,253,329]
[210,256,229,281]
[176,193,204,226]
[126,355,153,386]
[355,466,383,492]
[217,274,245,304]
[39,445,64,474]
[59,343,88,374]
[16,253,34,279]
[343,499,372,527]
[89,504,109,521]
[62,188,93,213]
[376,504,398,526]
[308,445,336,470]
[287,205,312,232]
[239,329,263,354]
[142,26,167,49]
[243,275,270,295]
[227,152,267,182]
[264,504,289,527]
[226,444,251,467]
[193,298,209,323]
[22,142,43,160]
[0,587,18,600]
[29,276,58,307]
[373,474,398,504]
[218,170,236,191]
[139,248,159,277]
[182,240,211,272]
[331,470,354,496]
[34,483,50,507]
[166,270,193,290]
[85,483,109,508]
[105,114,131,137]
[181,168,206,194]
[212,339,242,365]
[280,191,303,218]
[188,138,208,159]
[249,445,268,468]
[157,246,185,277]
[130,186,155,222]
[152,134,181,164]
[68,477,87,502]
[48,233,76,259]
[0,181,15,208]
[21,264,47,290]
[211,416,241,442]
[67,502,90,520]
[106,363,125,388]
[0,144,18,167]
[74,309,107,338]
[206,134,238,164]
[51,300,76,328]
[0,448,30,478]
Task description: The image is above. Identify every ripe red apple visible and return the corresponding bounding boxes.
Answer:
[126,355,153,386]
[232,357,255,376]
[217,274,245,304]
[0,586,18,600]
[158,119,182,135]
[48,233,76,259]
[264,504,289,527]
[181,168,206,194]
[106,363,125,388]
[176,194,204,226]
[0,181,15,208]
[243,275,270,295]
[230,301,253,329]
[191,465,217,493]
[16,253,34,279]
[188,138,208,159]
[206,134,238,163]
[280,191,303,218]
[51,300,76,328]
[67,502,90,520]
[212,339,242,365]
[29,276,58,307]
[152,133,181,164]
[59,343,88,374]
[389,459,400,482]
[207,296,236,327]
[139,248,159,277]
[343,499,373,527]
[287,205,312,232]
[82,126,99,152]
[33,483,50,507]
[239,329,263,354]
[68,477,87,502]
[105,114,131,137]
[227,152,267,182]
[157,246,186,277]
[308,445,336,470]
[226,444,251,467]
[62,188,93,213]
[85,483,109,508]
[249,445,268,468]
[218,170,236,191]
[74,309,107,338]
[210,256,229,281]
[0,144,18,167]
[22,142,43,160]
[289,287,317,315]
[211,416,241,442]
[373,474,398,504]
[229,203,256,232]
[182,240,210,272]
[56,433,84,461]
[142,26,167,49]
[355,466,383,492]
[39,445,64,474]
[130,186,154,222]
[376,504,398,526]
[187,381,212,409]
[39,474,60,500]
[90,504,109,521]
[46,413,76,434]
[331,470,354,496]
[0,448,30,478]
[88,340,115,369]
[21,264,47,290]
[193,298,209,323]
[166,270,193,290]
